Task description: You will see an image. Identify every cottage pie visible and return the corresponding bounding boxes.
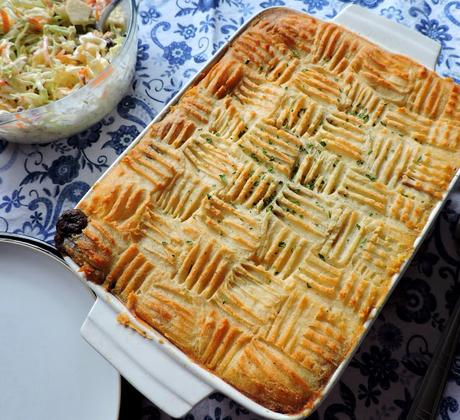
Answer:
[56,8,460,414]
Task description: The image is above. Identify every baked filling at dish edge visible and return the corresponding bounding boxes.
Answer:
[56,8,460,414]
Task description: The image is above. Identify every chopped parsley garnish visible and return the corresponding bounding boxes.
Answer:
[278,241,286,248]
[365,174,377,182]
[206,138,213,144]
[219,174,227,184]
[318,253,325,261]
[319,141,327,147]
[357,112,370,123]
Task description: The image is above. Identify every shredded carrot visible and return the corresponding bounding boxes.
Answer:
[92,0,104,20]
[92,65,113,87]
[56,50,78,65]
[28,17,46,31]
[0,9,10,33]
[79,67,90,83]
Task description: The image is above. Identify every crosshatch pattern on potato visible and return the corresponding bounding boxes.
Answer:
[56,8,460,415]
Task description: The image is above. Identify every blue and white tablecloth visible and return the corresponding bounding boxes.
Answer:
[2,0,460,418]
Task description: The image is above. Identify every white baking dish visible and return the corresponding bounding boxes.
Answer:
[65,5,451,418]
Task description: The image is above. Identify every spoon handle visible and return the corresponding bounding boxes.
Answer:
[407,295,460,420]
[96,0,124,32]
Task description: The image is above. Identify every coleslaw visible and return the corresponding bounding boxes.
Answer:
[0,0,126,113]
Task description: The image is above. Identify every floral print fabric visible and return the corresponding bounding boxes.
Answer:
[1,0,460,418]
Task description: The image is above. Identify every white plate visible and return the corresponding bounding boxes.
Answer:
[0,238,120,420]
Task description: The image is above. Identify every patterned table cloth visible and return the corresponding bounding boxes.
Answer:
[1,0,460,418]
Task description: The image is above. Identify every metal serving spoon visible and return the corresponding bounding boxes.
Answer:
[407,218,460,419]
[96,0,123,32]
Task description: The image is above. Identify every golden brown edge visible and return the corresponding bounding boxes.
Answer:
[56,6,459,415]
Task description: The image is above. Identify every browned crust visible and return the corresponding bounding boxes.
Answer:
[56,8,460,414]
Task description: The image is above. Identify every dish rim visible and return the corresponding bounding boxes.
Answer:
[63,6,457,418]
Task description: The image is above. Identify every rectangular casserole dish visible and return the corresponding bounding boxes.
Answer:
[58,5,459,418]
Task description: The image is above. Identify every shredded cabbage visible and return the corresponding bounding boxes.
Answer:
[0,0,126,113]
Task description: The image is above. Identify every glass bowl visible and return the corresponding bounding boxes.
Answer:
[0,0,138,144]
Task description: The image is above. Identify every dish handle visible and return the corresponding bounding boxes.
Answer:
[333,5,441,70]
[81,297,214,418]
